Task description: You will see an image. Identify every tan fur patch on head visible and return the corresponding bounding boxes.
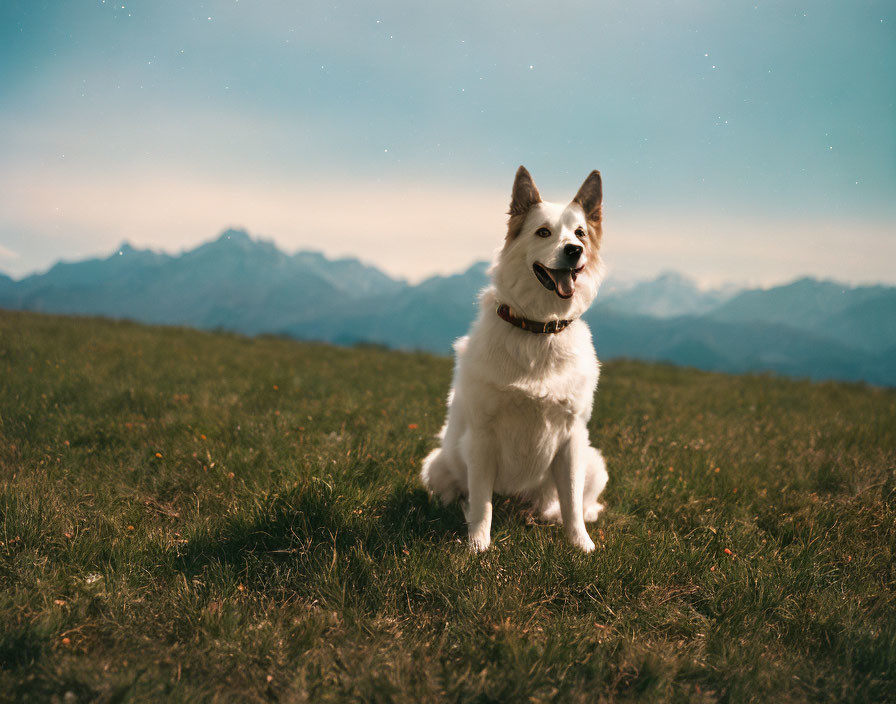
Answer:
[586,220,603,254]
[506,212,528,242]
[580,220,604,280]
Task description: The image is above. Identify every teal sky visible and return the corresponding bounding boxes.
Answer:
[1,1,894,285]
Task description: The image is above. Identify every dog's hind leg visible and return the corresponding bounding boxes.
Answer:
[421,447,463,504]
[421,448,459,504]
[536,446,607,525]
[583,447,608,523]
[534,484,562,524]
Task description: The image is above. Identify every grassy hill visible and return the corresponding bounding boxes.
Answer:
[1,310,894,702]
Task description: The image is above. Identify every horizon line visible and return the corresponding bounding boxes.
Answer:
[1,226,892,293]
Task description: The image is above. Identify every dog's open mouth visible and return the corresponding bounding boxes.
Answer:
[533,262,585,299]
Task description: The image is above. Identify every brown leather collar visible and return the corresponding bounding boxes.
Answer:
[496,303,572,334]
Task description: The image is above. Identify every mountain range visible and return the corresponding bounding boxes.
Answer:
[2,229,894,386]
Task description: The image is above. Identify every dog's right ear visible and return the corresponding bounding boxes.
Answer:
[573,170,602,225]
[508,165,542,216]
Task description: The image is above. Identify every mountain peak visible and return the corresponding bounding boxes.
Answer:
[652,270,699,288]
[216,229,253,245]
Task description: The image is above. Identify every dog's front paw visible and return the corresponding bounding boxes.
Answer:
[468,531,491,552]
[571,533,595,553]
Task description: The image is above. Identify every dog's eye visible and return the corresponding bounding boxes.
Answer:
[575,227,586,239]
[535,227,551,238]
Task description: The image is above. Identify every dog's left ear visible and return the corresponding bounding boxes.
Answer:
[573,170,602,224]
[509,165,542,216]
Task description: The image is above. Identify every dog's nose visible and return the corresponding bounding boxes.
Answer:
[564,244,583,262]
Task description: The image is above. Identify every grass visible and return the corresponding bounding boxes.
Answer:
[1,308,894,702]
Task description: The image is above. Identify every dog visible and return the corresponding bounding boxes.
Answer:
[421,166,608,551]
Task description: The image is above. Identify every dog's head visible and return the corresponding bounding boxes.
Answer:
[492,166,605,321]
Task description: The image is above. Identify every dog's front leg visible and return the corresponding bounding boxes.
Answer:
[464,437,497,551]
[551,437,596,552]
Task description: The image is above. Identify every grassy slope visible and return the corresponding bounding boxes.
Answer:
[1,310,894,703]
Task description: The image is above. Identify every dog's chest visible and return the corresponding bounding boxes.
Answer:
[487,365,595,491]
[489,384,578,491]
[501,337,597,416]
[504,373,584,417]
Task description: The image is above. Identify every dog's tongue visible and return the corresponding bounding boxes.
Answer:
[554,269,575,298]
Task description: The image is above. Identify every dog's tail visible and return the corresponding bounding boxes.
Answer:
[421,447,459,504]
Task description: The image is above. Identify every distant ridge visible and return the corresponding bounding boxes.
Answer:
[1,229,893,386]
[598,270,737,319]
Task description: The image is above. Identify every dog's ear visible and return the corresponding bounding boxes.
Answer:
[509,165,542,216]
[573,170,602,224]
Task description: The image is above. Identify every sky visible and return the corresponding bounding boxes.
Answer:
[1,1,894,286]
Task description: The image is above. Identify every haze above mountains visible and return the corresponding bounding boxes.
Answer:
[2,229,893,386]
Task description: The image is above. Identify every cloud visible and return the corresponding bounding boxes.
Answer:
[0,243,18,259]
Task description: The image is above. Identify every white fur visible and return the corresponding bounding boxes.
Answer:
[421,183,608,551]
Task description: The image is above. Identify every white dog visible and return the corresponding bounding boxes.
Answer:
[421,166,608,551]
